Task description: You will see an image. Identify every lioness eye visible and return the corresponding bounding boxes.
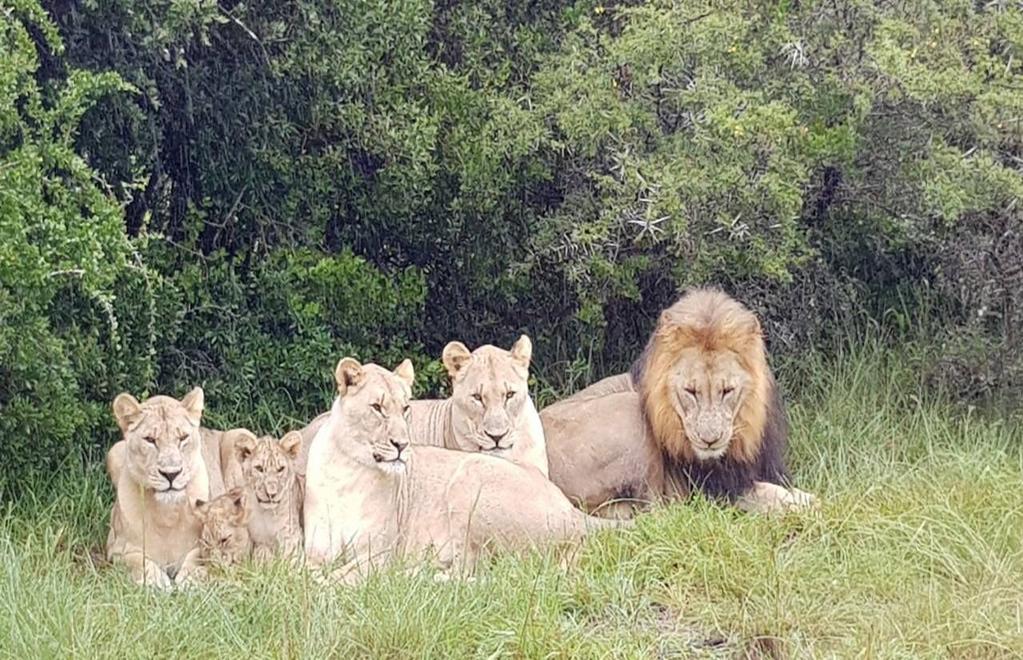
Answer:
[371,403,383,413]
[505,391,515,400]
[178,434,189,444]
[722,387,735,396]
[472,393,482,402]
[403,405,410,415]
[255,465,264,473]
[276,465,285,473]
[220,536,230,545]
[684,388,697,397]
[144,436,157,445]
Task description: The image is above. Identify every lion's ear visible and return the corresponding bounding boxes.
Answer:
[280,431,302,461]
[112,393,142,433]
[335,357,364,396]
[194,499,209,522]
[234,430,258,463]
[180,387,204,425]
[442,341,472,379]
[227,487,250,525]
[393,359,415,389]
[510,334,532,368]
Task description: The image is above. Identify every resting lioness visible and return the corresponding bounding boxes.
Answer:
[409,335,548,476]
[105,388,224,588]
[303,357,622,581]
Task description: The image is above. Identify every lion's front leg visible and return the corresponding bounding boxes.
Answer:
[174,547,208,588]
[116,549,174,590]
[737,481,817,514]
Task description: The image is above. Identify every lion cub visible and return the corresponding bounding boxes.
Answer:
[226,430,304,561]
[196,487,253,566]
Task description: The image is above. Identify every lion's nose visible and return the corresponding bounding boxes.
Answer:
[390,438,408,453]
[159,469,181,485]
[484,431,507,447]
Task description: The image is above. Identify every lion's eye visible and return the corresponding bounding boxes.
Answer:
[505,391,515,400]
[144,436,157,445]
[371,403,383,414]
[722,387,735,396]
[276,465,285,473]
[472,393,483,403]
[255,465,264,473]
[684,388,697,398]
[403,405,410,415]
[220,536,230,545]
[178,434,189,445]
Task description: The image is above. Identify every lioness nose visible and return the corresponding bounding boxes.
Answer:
[159,469,181,485]
[390,438,408,452]
[484,431,507,445]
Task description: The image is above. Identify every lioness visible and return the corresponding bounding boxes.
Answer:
[196,487,253,566]
[410,335,548,476]
[106,388,223,588]
[229,430,304,561]
[304,357,622,581]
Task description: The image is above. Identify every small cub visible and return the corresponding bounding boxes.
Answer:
[235,430,304,561]
[196,487,252,566]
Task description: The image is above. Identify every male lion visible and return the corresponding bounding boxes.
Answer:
[196,487,253,566]
[303,357,622,581]
[409,335,548,476]
[228,430,304,561]
[542,288,815,515]
[105,388,224,588]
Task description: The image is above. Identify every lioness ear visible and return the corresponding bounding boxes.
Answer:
[180,387,204,425]
[234,429,258,463]
[227,487,250,524]
[335,357,364,396]
[112,393,142,433]
[280,431,302,460]
[442,341,472,379]
[393,359,415,389]
[509,334,532,368]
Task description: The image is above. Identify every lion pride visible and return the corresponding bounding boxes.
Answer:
[542,288,815,515]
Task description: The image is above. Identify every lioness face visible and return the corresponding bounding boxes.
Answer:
[335,357,414,475]
[196,488,252,565]
[112,388,204,502]
[443,336,532,456]
[236,431,302,508]
[668,349,750,460]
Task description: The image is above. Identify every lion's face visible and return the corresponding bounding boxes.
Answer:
[335,357,414,475]
[236,431,302,508]
[666,348,751,460]
[112,388,204,502]
[196,487,251,565]
[443,336,532,457]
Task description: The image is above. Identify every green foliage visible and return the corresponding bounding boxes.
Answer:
[2,0,1022,492]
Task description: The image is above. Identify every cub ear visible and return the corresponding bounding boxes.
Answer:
[234,429,258,463]
[280,431,302,461]
[227,487,250,524]
[509,334,532,368]
[194,499,209,522]
[441,341,472,379]
[393,359,415,389]
[335,357,364,396]
[112,393,142,433]
[180,387,204,425]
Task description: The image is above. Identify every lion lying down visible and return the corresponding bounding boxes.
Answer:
[543,288,816,516]
[304,357,623,581]
[105,388,224,588]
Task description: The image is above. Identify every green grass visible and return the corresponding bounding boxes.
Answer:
[2,343,1023,658]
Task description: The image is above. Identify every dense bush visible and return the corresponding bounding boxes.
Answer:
[2,0,1021,494]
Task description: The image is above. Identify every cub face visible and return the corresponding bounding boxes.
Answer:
[196,487,252,565]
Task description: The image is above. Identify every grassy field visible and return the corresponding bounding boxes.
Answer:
[2,343,1022,658]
